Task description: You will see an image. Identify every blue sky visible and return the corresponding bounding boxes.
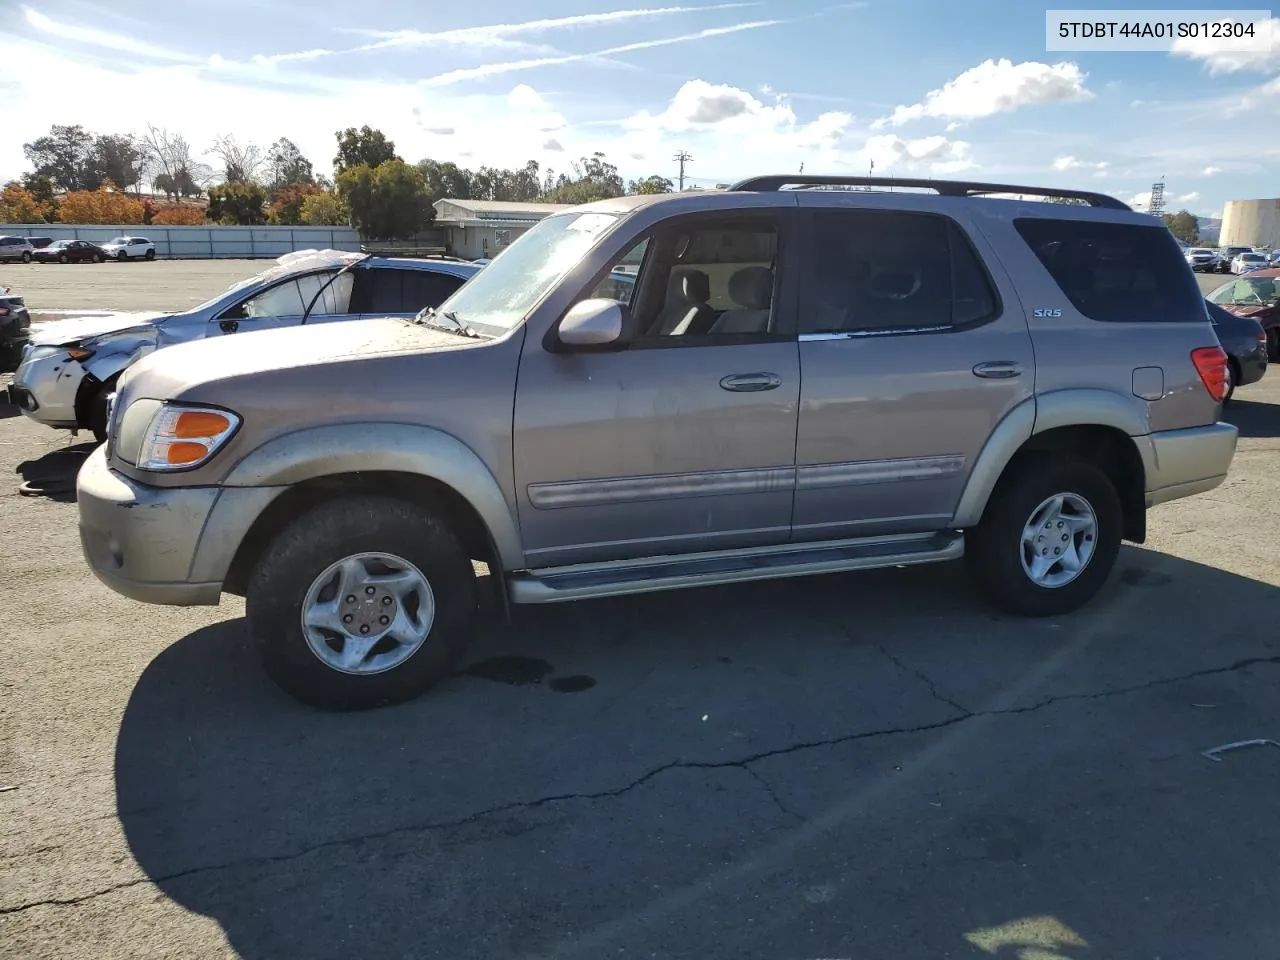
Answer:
[0,0,1276,217]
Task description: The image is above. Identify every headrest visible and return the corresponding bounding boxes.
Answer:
[728,266,773,309]
[668,267,710,304]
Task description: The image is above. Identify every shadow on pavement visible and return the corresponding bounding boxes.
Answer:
[14,441,95,501]
[114,550,1280,959]
[1226,397,1280,439]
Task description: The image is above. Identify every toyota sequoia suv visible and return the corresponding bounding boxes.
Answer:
[76,175,1239,709]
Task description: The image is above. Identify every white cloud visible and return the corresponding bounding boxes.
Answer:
[854,134,975,174]
[1176,191,1200,203]
[1129,190,1153,209]
[626,79,796,131]
[425,19,787,85]
[1171,17,1278,74]
[542,138,564,151]
[22,5,195,62]
[1203,166,1223,176]
[1052,155,1108,172]
[873,59,1092,127]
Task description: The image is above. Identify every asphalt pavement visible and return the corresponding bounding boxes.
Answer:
[1,264,1279,959]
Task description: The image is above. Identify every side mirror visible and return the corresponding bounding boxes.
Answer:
[558,298,624,348]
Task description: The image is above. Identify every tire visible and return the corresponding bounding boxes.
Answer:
[116,250,127,261]
[966,457,1122,617]
[21,251,32,263]
[1269,329,1280,364]
[246,495,477,710]
[87,379,117,444]
[95,253,105,263]
[144,248,155,260]
[58,253,68,264]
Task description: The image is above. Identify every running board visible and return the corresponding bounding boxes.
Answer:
[507,531,964,604]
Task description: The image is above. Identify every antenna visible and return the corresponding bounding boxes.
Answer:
[673,150,692,191]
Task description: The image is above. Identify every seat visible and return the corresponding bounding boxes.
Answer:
[650,268,714,336]
[710,266,773,334]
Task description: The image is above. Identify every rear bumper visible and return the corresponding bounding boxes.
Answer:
[1141,422,1238,507]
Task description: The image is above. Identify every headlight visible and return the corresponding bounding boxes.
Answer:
[117,400,241,471]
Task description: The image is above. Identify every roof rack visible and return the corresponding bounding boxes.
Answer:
[727,175,1130,210]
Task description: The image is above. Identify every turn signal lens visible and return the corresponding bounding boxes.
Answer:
[136,403,241,472]
[1191,346,1230,403]
[66,348,94,362]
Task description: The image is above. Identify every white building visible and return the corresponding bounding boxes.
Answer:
[433,199,574,260]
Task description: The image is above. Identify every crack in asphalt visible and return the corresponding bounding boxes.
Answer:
[743,766,807,823]
[5,651,1279,916]
[862,636,971,716]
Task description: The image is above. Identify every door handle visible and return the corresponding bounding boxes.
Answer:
[220,320,239,333]
[720,372,782,393]
[972,361,1023,380]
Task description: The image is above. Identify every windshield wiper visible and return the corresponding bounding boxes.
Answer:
[413,306,481,338]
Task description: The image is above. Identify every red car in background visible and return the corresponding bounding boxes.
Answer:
[32,239,107,264]
[1207,267,1280,361]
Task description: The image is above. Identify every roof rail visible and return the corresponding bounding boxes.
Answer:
[727,175,1130,210]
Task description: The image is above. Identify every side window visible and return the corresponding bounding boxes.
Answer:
[799,210,995,336]
[238,279,306,319]
[349,269,404,314]
[296,270,355,316]
[1013,218,1205,323]
[591,221,780,340]
[400,271,465,312]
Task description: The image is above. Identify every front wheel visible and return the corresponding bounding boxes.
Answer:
[95,253,105,263]
[966,458,1122,617]
[116,250,127,261]
[87,379,117,443]
[144,248,155,260]
[58,253,68,264]
[246,496,477,710]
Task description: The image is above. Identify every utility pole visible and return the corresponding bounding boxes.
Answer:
[673,150,692,191]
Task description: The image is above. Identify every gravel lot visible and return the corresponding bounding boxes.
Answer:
[2,265,1280,959]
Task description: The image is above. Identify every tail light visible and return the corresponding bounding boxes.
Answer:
[1258,329,1268,343]
[1191,346,1230,402]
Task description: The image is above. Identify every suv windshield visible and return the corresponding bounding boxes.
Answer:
[434,211,619,334]
[1209,276,1279,306]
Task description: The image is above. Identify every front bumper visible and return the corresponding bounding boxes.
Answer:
[1141,422,1239,507]
[10,348,86,428]
[77,447,282,606]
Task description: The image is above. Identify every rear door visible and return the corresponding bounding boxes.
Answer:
[791,196,1034,541]
[349,266,467,319]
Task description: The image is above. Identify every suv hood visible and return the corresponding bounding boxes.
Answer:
[121,315,485,398]
[31,312,167,346]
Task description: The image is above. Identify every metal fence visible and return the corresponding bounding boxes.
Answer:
[0,224,361,259]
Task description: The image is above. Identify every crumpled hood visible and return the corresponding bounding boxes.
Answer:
[30,312,167,346]
[120,316,481,399]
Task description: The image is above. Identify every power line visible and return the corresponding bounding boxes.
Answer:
[673,150,692,191]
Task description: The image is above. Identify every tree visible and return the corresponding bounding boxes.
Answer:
[337,160,431,239]
[0,182,48,223]
[207,181,267,225]
[268,182,325,225]
[1164,209,1199,244]
[417,159,473,202]
[19,173,57,221]
[211,134,265,184]
[629,175,673,195]
[333,126,399,174]
[266,138,315,191]
[142,124,209,199]
[57,180,145,224]
[299,191,347,226]
[90,134,145,195]
[544,152,624,204]
[152,205,208,225]
[23,124,94,192]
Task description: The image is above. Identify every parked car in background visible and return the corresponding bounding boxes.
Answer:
[1185,248,1219,272]
[1217,245,1253,272]
[33,239,107,264]
[7,250,480,440]
[100,236,156,261]
[1207,268,1280,361]
[74,176,1239,709]
[1232,252,1269,274]
[1207,300,1267,401]
[24,236,54,250]
[0,286,31,371]
[0,236,34,263]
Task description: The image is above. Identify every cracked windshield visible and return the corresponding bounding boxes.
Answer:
[1,2,1278,959]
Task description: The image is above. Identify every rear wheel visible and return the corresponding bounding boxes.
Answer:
[966,457,1122,617]
[246,496,477,710]
[21,251,31,263]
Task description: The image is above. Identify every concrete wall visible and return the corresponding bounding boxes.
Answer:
[0,224,361,259]
[1220,199,1280,249]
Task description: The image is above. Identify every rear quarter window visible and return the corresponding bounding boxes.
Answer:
[1014,218,1205,323]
